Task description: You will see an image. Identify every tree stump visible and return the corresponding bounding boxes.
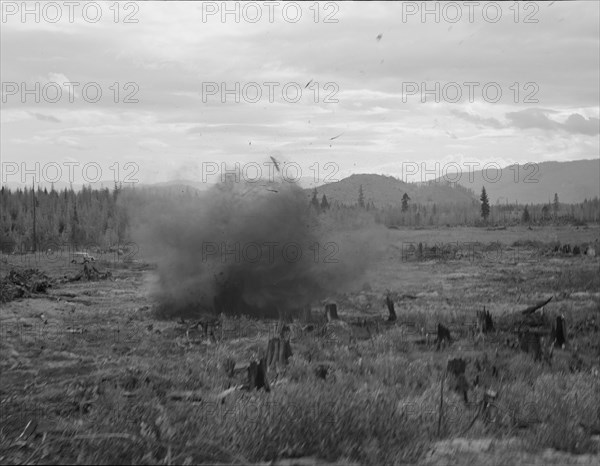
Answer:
[447,358,468,403]
[325,303,338,322]
[385,295,397,322]
[266,337,293,368]
[314,364,328,380]
[551,315,567,347]
[476,307,495,333]
[247,358,270,391]
[223,358,235,378]
[436,323,452,350]
[447,358,466,377]
[518,330,542,361]
[83,261,93,280]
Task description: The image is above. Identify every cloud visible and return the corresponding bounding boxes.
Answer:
[451,110,504,129]
[29,112,61,123]
[137,138,169,152]
[1,2,598,181]
[455,108,599,137]
[506,108,599,135]
[56,136,86,150]
[186,126,203,135]
[563,113,600,136]
[505,108,558,131]
[10,134,86,150]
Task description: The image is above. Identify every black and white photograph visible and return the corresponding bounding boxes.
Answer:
[1,1,599,464]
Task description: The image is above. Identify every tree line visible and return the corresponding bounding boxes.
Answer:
[2,183,599,254]
[0,185,129,253]
[309,184,600,227]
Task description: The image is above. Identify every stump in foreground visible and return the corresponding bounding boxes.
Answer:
[266,327,293,369]
[247,358,270,391]
[551,314,568,348]
[436,323,452,350]
[385,295,397,322]
[476,306,494,333]
[325,303,338,322]
[447,358,469,403]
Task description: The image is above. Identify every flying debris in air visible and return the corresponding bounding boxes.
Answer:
[266,189,279,193]
[376,33,383,41]
[305,79,313,88]
[329,132,344,141]
[270,156,281,172]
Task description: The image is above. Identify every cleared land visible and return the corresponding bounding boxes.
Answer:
[1,225,599,465]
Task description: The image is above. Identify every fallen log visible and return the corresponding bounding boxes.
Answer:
[521,296,553,315]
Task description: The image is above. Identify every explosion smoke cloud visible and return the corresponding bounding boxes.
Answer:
[129,176,385,319]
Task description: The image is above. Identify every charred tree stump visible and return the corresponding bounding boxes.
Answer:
[223,358,235,378]
[482,389,498,424]
[476,307,495,333]
[551,315,568,348]
[247,358,270,391]
[447,358,468,403]
[83,261,93,280]
[436,323,452,350]
[385,295,397,322]
[518,330,542,361]
[325,303,339,322]
[447,358,466,376]
[266,337,293,368]
[314,364,328,380]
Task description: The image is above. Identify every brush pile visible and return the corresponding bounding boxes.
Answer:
[0,268,51,302]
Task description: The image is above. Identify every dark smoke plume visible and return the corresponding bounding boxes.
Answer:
[128,177,384,319]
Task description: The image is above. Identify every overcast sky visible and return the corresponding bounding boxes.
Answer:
[1,1,599,187]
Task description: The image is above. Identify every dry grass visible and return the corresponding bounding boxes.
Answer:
[1,226,599,464]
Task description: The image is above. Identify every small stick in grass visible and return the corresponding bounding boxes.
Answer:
[437,371,445,437]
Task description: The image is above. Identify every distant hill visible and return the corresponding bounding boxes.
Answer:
[149,179,212,192]
[439,159,599,205]
[306,173,477,208]
[4,159,595,206]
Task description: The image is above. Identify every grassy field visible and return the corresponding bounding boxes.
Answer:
[1,225,599,465]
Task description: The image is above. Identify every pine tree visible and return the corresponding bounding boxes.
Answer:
[320,194,329,211]
[480,186,490,221]
[401,193,410,212]
[541,204,550,220]
[358,185,365,209]
[70,203,80,244]
[553,193,559,221]
[522,205,530,224]
[310,188,320,212]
